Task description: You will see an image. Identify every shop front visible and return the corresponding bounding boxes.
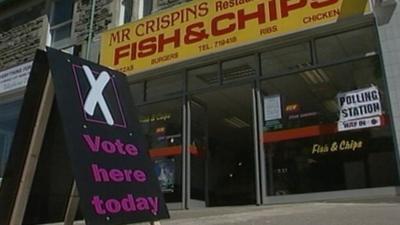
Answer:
[99,0,400,209]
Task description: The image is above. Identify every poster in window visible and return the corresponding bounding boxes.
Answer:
[154,158,175,193]
[337,86,382,131]
[264,95,282,121]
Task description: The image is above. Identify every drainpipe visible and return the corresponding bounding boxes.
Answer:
[85,0,97,59]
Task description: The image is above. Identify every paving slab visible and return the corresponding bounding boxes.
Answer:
[45,197,400,225]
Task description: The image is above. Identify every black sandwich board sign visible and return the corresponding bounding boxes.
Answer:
[0,48,169,225]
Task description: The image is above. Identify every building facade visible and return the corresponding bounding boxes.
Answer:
[1,0,400,224]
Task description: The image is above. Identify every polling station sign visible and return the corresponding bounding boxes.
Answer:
[337,86,382,122]
[337,86,382,132]
[46,48,169,225]
[100,0,371,75]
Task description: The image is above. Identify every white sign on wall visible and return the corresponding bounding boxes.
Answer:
[0,62,33,94]
[264,95,282,121]
[337,86,382,131]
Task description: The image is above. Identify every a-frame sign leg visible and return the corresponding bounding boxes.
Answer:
[64,182,80,225]
[9,73,54,225]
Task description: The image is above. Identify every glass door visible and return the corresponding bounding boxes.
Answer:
[190,85,257,206]
[188,98,208,208]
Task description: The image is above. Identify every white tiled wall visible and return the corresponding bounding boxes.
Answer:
[376,1,400,179]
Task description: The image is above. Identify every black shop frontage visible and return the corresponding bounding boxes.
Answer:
[99,0,400,209]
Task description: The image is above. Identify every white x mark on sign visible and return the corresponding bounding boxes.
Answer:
[82,65,114,126]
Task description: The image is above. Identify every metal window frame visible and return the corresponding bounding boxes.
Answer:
[49,0,74,47]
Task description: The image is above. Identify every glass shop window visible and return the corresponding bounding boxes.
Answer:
[138,99,183,203]
[50,0,74,43]
[316,27,378,64]
[130,81,145,105]
[261,42,312,77]
[0,99,23,183]
[124,0,147,22]
[145,72,184,101]
[188,64,219,91]
[222,55,257,82]
[261,56,398,196]
[123,0,134,23]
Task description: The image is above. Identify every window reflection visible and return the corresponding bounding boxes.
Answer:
[51,0,74,25]
[316,27,377,64]
[222,56,257,82]
[50,0,74,43]
[145,73,183,101]
[261,43,312,76]
[130,81,145,104]
[262,57,398,196]
[188,64,219,90]
[138,99,183,203]
[0,99,22,182]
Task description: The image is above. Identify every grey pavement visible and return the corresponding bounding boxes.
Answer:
[51,197,400,225]
[138,196,400,225]
[156,202,400,225]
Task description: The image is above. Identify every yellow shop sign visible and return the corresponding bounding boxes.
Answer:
[100,0,371,75]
